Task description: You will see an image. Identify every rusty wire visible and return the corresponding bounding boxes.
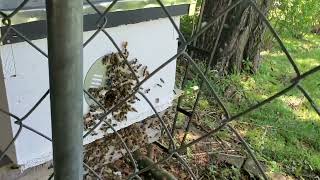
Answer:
[0,0,319,179]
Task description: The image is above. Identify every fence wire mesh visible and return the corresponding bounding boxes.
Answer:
[0,0,319,179]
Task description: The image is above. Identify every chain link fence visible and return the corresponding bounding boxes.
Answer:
[0,0,319,179]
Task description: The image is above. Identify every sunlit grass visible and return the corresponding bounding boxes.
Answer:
[235,34,320,177]
[176,33,320,177]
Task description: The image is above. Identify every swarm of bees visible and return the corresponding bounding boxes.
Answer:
[83,107,177,179]
[83,110,172,179]
[83,42,151,131]
[82,42,175,179]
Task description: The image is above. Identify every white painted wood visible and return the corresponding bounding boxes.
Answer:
[0,17,180,169]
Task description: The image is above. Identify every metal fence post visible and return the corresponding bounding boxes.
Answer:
[46,0,83,179]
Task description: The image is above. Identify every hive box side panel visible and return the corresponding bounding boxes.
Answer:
[0,37,52,168]
[82,17,180,144]
[0,53,17,163]
[0,17,180,169]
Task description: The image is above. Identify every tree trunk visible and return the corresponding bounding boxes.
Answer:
[196,0,271,74]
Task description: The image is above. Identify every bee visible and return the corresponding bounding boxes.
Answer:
[144,88,150,94]
[90,131,98,136]
[88,107,95,113]
[136,64,142,69]
[173,89,177,95]
[154,125,160,130]
[145,71,150,77]
[160,78,165,83]
[108,156,113,162]
[131,107,138,112]
[102,55,109,65]
[100,126,108,132]
[109,53,117,65]
[110,150,115,157]
[130,58,138,65]
[156,84,162,88]
[122,41,129,58]
[142,66,149,77]
[118,112,126,120]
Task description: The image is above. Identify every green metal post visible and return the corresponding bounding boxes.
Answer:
[46,0,83,179]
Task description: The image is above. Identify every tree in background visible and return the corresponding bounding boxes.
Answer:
[194,0,271,74]
[270,0,320,38]
[182,0,320,74]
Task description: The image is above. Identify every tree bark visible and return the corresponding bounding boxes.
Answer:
[196,0,271,74]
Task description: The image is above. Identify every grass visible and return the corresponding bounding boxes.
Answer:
[178,34,320,178]
[239,34,320,177]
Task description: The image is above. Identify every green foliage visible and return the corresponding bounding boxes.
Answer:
[228,35,320,177]
[180,0,320,46]
[180,15,197,41]
[180,0,202,40]
[269,0,320,37]
[207,164,242,179]
[180,34,320,178]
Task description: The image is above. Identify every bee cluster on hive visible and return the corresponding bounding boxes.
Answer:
[84,108,175,179]
[83,42,158,132]
[82,42,175,179]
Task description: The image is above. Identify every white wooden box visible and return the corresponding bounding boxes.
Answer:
[0,16,181,169]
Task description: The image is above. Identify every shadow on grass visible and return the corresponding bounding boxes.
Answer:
[217,51,320,177]
[175,33,320,178]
